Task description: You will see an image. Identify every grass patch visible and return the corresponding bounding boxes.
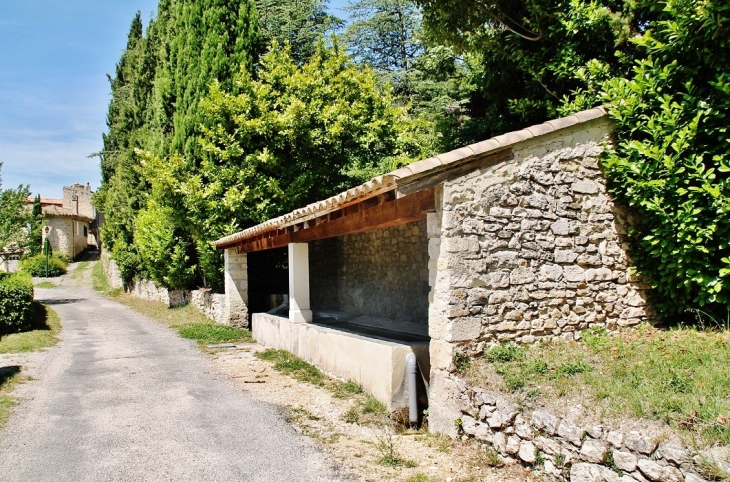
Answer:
[33,281,57,289]
[256,349,326,386]
[91,262,121,295]
[470,325,730,446]
[108,291,253,346]
[177,323,252,345]
[69,261,90,279]
[0,303,61,354]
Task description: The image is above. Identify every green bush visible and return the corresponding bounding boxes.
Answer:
[19,254,67,277]
[602,0,730,320]
[0,272,34,333]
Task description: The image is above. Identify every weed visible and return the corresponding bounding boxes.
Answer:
[330,380,363,399]
[482,446,503,467]
[534,449,544,467]
[555,361,591,377]
[484,342,524,363]
[582,326,610,351]
[373,420,414,467]
[255,349,325,386]
[406,474,430,482]
[696,454,730,481]
[603,449,623,476]
[342,406,360,424]
[362,395,387,415]
[554,453,566,468]
[453,352,471,374]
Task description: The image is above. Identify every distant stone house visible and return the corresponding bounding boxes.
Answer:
[40,184,98,260]
[213,107,652,432]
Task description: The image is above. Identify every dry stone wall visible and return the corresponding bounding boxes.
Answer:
[455,381,711,482]
[428,117,653,434]
[190,289,226,325]
[309,220,430,324]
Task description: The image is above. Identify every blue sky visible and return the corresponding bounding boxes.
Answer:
[0,0,350,199]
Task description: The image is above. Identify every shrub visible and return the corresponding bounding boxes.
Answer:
[19,254,67,277]
[0,272,34,333]
[602,0,730,320]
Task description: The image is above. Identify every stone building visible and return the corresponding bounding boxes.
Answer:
[40,184,98,260]
[213,107,651,432]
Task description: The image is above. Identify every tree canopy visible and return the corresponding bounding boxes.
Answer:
[0,163,32,252]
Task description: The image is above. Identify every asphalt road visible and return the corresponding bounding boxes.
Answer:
[0,279,345,481]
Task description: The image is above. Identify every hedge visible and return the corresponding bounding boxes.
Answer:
[0,272,34,334]
[19,254,67,277]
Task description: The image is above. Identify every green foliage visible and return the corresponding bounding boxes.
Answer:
[255,0,341,62]
[19,254,67,278]
[0,163,32,252]
[601,0,730,319]
[0,272,34,334]
[416,0,647,141]
[98,1,259,290]
[134,202,195,290]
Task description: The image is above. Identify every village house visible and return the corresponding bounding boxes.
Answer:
[213,107,651,434]
[39,183,98,261]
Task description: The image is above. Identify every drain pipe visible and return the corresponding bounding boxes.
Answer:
[406,353,418,427]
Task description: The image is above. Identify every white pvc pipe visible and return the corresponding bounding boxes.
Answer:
[406,353,418,426]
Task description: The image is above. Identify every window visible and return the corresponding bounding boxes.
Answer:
[83,226,88,237]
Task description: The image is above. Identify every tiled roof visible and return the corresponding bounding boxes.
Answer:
[213,107,608,248]
[43,205,94,223]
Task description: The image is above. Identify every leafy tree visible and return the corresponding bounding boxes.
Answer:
[0,163,31,252]
[601,0,730,319]
[136,41,432,289]
[415,0,649,141]
[97,1,259,288]
[27,194,43,256]
[343,0,423,89]
[256,0,342,62]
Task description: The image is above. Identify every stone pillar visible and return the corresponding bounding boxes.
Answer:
[288,243,312,323]
[426,186,461,437]
[224,248,249,328]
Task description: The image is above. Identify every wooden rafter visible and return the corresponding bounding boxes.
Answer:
[235,188,435,254]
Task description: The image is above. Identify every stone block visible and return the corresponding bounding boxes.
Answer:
[624,432,657,455]
[612,451,637,473]
[570,462,621,482]
[580,439,607,463]
[531,410,561,435]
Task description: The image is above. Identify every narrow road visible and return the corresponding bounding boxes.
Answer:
[0,263,345,481]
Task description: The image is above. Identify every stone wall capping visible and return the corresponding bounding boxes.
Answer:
[435,146,477,165]
[493,129,534,147]
[406,157,444,176]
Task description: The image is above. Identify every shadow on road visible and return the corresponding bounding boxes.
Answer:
[0,366,21,386]
[40,298,86,306]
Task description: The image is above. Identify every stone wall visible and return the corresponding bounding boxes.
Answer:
[101,250,123,289]
[455,380,711,482]
[63,183,95,219]
[309,220,430,324]
[428,117,653,434]
[127,278,188,308]
[45,217,89,260]
[190,289,227,325]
